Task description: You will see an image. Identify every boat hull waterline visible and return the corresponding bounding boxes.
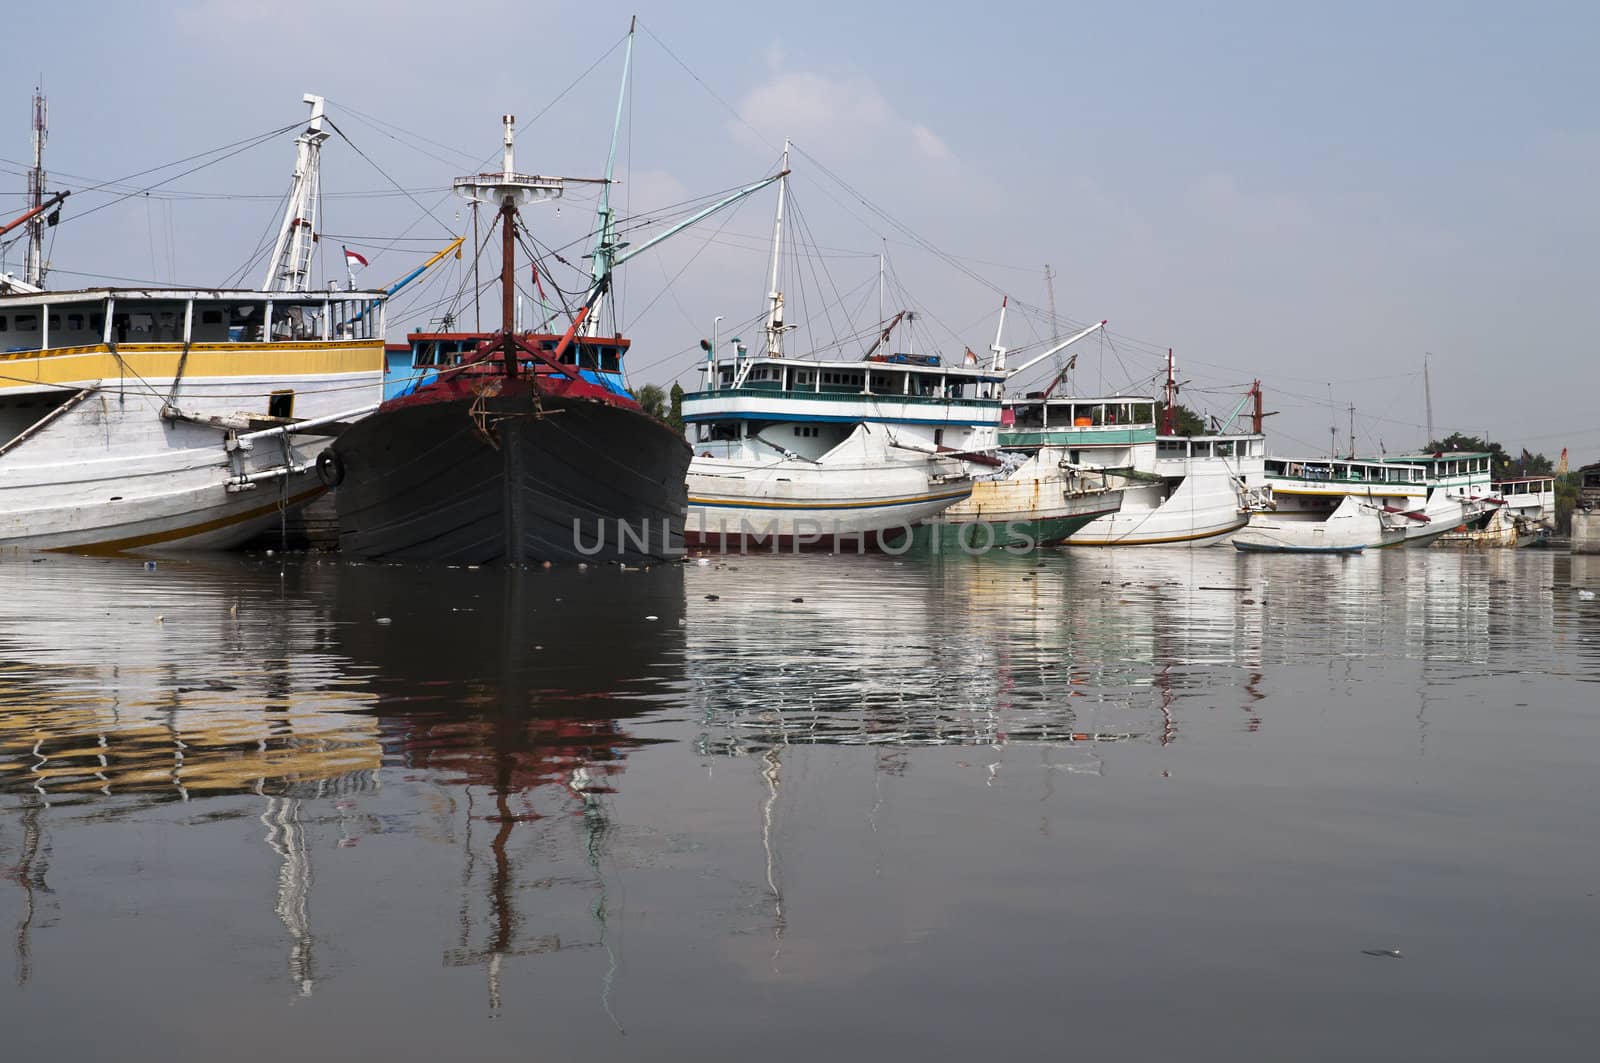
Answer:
[333,379,691,565]
[0,357,382,554]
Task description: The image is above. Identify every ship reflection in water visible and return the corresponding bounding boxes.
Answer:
[0,550,1596,1059]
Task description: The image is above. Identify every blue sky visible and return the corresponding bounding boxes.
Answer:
[3,1,1596,460]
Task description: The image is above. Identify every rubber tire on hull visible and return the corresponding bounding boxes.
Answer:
[332,394,690,564]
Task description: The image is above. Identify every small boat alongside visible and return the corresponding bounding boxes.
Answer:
[1019,364,1273,548]
[1375,450,1499,547]
[1242,456,1430,552]
[1436,475,1555,547]
[1233,495,1408,553]
[993,387,1267,547]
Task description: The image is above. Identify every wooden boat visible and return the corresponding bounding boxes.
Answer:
[0,96,388,553]
[330,28,779,564]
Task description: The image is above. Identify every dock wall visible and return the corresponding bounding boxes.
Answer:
[1573,510,1600,554]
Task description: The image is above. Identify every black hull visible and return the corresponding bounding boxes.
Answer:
[332,394,690,564]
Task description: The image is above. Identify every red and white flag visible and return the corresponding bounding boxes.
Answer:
[343,247,369,269]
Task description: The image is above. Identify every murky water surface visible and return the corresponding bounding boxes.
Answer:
[2,549,1598,1059]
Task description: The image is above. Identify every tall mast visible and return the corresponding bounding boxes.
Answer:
[878,241,885,331]
[1162,349,1177,434]
[583,17,635,337]
[262,95,329,292]
[765,138,790,357]
[499,116,519,376]
[453,115,565,380]
[1423,352,1434,448]
[1044,264,1059,344]
[24,87,46,288]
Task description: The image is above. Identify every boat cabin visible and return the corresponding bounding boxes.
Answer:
[1265,457,1428,487]
[999,394,1159,450]
[1380,451,1495,485]
[0,287,385,354]
[384,330,634,402]
[697,352,1003,402]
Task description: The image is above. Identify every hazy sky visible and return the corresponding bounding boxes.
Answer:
[3,1,1595,461]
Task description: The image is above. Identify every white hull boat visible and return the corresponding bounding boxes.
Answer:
[0,296,384,553]
[1234,495,1408,553]
[0,95,390,554]
[686,424,972,545]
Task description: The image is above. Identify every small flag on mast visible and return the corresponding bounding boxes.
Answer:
[343,247,369,269]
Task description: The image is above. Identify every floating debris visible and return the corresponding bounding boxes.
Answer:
[1361,948,1403,958]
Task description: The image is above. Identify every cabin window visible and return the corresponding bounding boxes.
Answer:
[16,314,37,331]
[0,317,7,332]
[48,315,60,329]
[66,314,84,330]
[600,346,620,372]
[201,310,223,325]
[267,390,294,419]
[1013,404,1045,428]
[934,429,944,447]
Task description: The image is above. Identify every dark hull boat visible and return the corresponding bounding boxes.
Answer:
[325,24,779,566]
[331,351,689,564]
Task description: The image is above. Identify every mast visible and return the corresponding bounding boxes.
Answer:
[1424,352,1434,448]
[1044,264,1059,344]
[472,201,481,331]
[1348,403,1356,458]
[765,138,790,357]
[583,16,635,338]
[262,95,329,292]
[878,242,885,332]
[988,296,1009,371]
[451,114,566,381]
[1162,349,1177,434]
[499,117,519,377]
[24,87,46,288]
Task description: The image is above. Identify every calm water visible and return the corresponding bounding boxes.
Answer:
[2,548,1597,1059]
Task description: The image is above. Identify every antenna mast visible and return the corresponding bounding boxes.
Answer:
[24,87,47,288]
[262,95,329,292]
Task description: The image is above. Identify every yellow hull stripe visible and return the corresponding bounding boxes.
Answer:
[0,341,383,390]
